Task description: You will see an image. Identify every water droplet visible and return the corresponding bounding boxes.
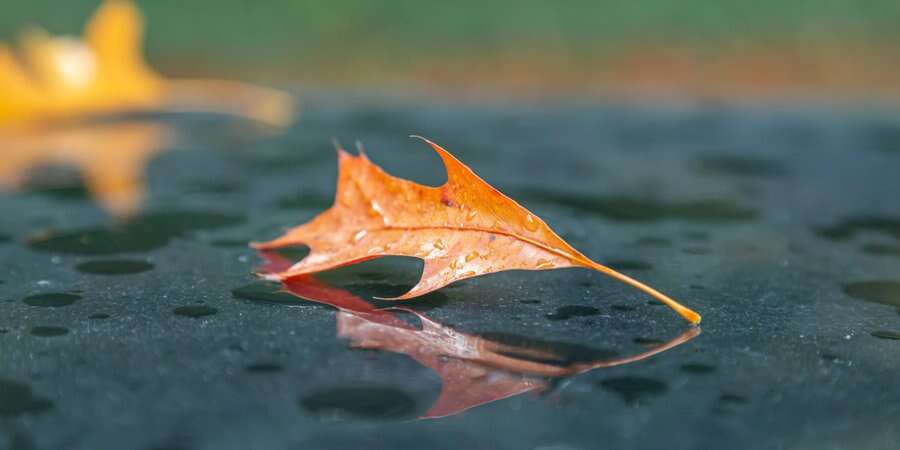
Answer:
[30,326,69,337]
[871,330,900,340]
[465,251,479,262]
[368,201,387,224]
[535,259,554,269]
[718,393,749,405]
[23,293,80,307]
[353,230,368,243]
[368,246,386,254]
[546,305,599,320]
[844,281,900,306]
[633,337,664,346]
[245,362,285,373]
[448,259,459,270]
[524,214,539,231]
[173,306,218,318]
[459,270,476,278]
[860,243,900,256]
[433,239,445,250]
[466,209,478,220]
[611,304,635,312]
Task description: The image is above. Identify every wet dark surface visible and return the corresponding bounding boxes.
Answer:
[1,97,899,450]
[75,260,155,275]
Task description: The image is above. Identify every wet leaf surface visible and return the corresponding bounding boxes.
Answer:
[255,137,700,323]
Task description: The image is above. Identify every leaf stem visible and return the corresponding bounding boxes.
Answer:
[584,260,701,324]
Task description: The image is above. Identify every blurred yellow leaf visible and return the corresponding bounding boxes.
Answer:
[0,0,296,217]
[0,0,294,129]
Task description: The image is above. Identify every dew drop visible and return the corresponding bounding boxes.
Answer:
[465,251,479,262]
[368,246,386,254]
[535,259,554,269]
[524,214,539,232]
[353,230,368,243]
[459,270,476,278]
[433,239,445,250]
[30,326,69,337]
[245,362,285,373]
[23,293,80,307]
[173,306,218,318]
[546,305,599,320]
[466,209,478,220]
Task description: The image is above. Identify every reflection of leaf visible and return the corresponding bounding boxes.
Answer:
[255,137,701,324]
[0,0,294,129]
[0,121,167,216]
[265,257,699,420]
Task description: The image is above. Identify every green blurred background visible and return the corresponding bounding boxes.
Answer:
[3,0,900,98]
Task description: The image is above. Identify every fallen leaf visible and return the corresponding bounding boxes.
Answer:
[254,137,701,324]
[0,0,295,216]
[259,252,700,419]
[0,0,294,129]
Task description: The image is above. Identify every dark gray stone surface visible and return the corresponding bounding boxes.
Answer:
[1,97,899,450]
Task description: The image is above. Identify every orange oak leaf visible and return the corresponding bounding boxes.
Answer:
[0,0,294,129]
[254,137,701,324]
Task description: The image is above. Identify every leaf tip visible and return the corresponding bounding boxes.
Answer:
[354,140,367,157]
[685,310,702,325]
[409,135,440,148]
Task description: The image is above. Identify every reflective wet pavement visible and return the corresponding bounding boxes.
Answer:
[1,97,899,449]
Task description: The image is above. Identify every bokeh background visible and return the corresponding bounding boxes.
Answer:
[3,0,900,100]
